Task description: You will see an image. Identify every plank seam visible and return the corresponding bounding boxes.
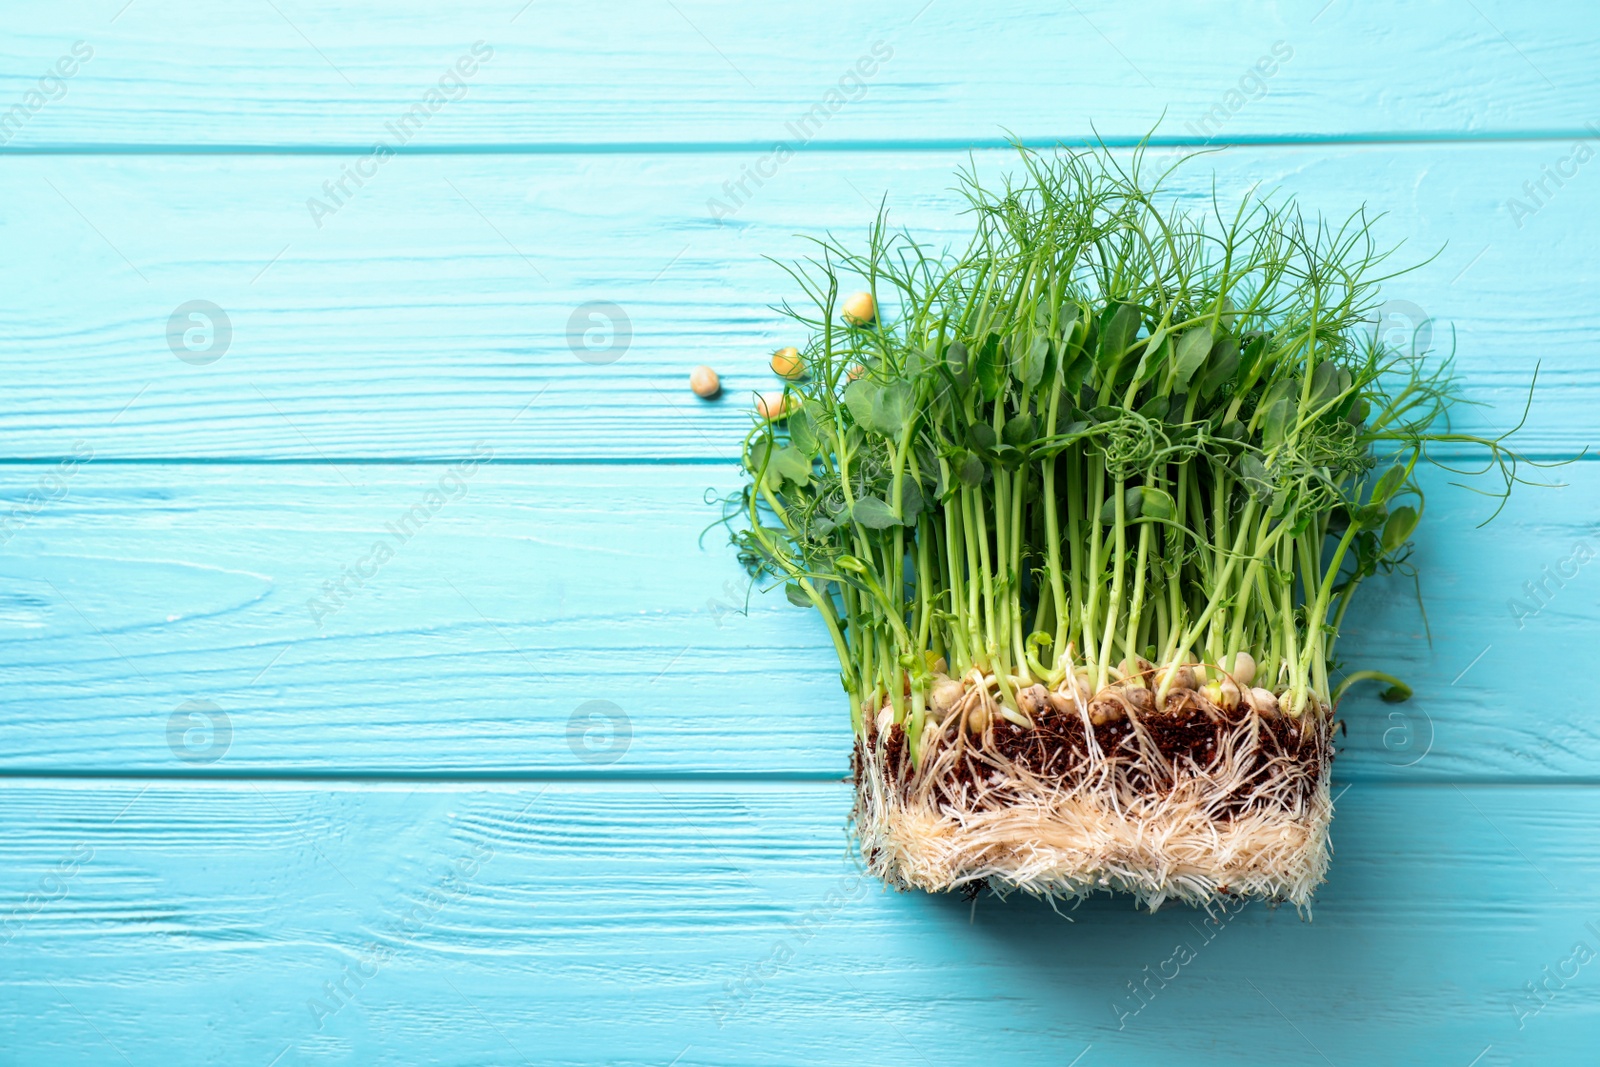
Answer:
[0,770,1590,786]
[0,452,1581,466]
[6,132,1600,155]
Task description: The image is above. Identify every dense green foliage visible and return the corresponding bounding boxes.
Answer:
[727,145,1526,758]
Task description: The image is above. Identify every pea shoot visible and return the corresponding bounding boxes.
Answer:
[722,144,1537,909]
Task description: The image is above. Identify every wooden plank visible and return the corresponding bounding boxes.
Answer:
[3,2,1598,147]
[1,779,1595,1065]
[0,462,1591,780]
[0,145,1593,460]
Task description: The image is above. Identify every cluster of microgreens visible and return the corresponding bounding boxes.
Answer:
[725,144,1530,764]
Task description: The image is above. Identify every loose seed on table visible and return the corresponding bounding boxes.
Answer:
[689,365,721,398]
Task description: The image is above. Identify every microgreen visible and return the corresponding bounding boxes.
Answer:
[723,143,1536,765]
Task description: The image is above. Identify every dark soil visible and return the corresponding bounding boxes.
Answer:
[860,698,1332,816]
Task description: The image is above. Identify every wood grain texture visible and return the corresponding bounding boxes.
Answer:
[4,4,1599,1064]
[2,1,1598,147]
[0,462,1592,779]
[0,145,1594,460]
[1,781,1596,1067]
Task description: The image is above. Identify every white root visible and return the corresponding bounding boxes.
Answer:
[855,661,1333,911]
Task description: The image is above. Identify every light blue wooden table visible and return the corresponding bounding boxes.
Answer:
[2,3,1597,1063]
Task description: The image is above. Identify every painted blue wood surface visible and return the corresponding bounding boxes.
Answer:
[2,3,1599,1066]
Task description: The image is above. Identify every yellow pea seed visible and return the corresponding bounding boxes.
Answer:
[689,365,721,398]
[755,391,794,420]
[841,291,876,326]
[770,346,806,380]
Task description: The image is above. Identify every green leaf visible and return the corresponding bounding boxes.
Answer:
[871,379,913,435]
[1016,335,1049,391]
[771,445,812,485]
[1060,350,1094,394]
[1262,397,1292,451]
[785,583,811,607]
[1235,334,1267,390]
[746,435,804,490]
[851,496,900,529]
[1162,392,1190,424]
[1261,376,1297,409]
[898,477,924,523]
[743,433,773,474]
[956,451,985,486]
[1098,303,1140,372]
[1098,486,1145,524]
[991,443,1025,468]
[788,407,819,456]
[1371,464,1407,505]
[1001,413,1036,446]
[1309,360,1342,410]
[1173,328,1213,389]
[1238,454,1272,502]
[1138,487,1176,521]
[1055,303,1082,343]
[1197,335,1239,398]
[1381,505,1419,554]
[1137,393,1170,421]
[944,339,970,378]
[974,331,1007,401]
[1130,332,1170,389]
[967,423,998,451]
[842,379,879,427]
[1353,502,1389,530]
